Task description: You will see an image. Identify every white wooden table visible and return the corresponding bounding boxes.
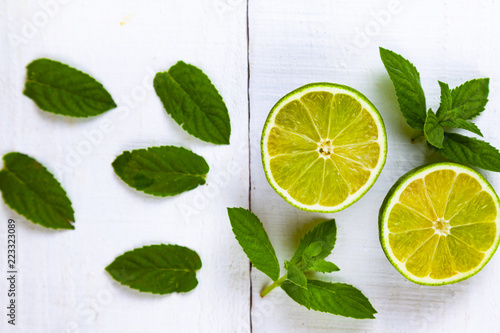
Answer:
[1,1,499,332]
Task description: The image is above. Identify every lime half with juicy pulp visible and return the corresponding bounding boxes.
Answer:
[379,162,500,285]
[261,83,387,212]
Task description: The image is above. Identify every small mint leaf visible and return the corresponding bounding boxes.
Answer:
[450,78,489,119]
[308,259,340,273]
[0,152,74,229]
[112,146,209,197]
[440,118,483,137]
[379,47,427,129]
[424,109,444,148]
[290,219,337,266]
[154,61,231,145]
[23,58,116,117]
[436,133,500,172]
[285,261,307,289]
[105,244,201,294]
[436,103,483,137]
[281,280,377,319]
[227,208,280,281]
[303,241,324,259]
[436,81,452,118]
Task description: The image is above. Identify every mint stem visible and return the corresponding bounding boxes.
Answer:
[411,131,424,142]
[260,274,287,297]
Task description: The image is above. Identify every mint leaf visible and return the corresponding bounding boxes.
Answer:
[308,259,340,273]
[303,241,324,259]
[435,133,500,172]
[379,47,427,129]
[106,244,201,294]
[227,208,280,281]
[424,110,444,148]
[0,152,74,229]
[154,61,231,145]
[299,242,340,273]
[436,81,452,117]
[112,146,209,197]
[435,80,483,137]
[440,117,483,137]
[450,78,489,119]
[285,261,307,289]
[281,280,376,319]
[23,58,116,117]
[290,219,337,266]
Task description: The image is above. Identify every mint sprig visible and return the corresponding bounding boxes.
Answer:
[380,47,500,172]
[227,208,376,319]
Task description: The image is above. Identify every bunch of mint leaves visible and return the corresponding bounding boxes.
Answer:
[380,47,500,172]
[227,208,376,319]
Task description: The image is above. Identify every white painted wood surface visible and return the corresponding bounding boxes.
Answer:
[249,0,500,332]
[0,1,250,332]
[1,0,500,332]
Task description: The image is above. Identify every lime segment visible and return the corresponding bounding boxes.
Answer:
[300,91,333,138]
[274,100,320,141]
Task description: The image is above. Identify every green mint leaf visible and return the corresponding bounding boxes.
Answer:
[450,78,489,119]
[379,47,427,129]
[285,261,307,289]
[424,109,444,148]
[436,100,483,137]
[435,133,500,172]
[440,117,483,137]
[0,152,74,229]
[303,241,324,259]
[281,280,377,319]
[290,219,337,265]
[434,80,484,137]
[106,244,201,294]
[112,146,209,197]
[436,81,452,117]
[227,208,280,281]
[307,259,340,273]
[154,61,231,145]
[23,58,116,117]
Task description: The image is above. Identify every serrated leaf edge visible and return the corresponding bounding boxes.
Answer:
[105,244,202,295]
[24,58,117,118]
[0,153,75,229]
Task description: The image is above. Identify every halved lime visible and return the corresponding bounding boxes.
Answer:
[261,83,387,212]
[379,162,500,285]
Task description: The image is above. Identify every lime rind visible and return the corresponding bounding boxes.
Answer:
[261,83,388,213]
[379,162,500,285]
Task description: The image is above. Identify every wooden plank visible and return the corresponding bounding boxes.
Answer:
[0,0,250,332]
[249,0,500,331]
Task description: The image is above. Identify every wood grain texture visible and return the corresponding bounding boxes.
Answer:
[249,0,500,332]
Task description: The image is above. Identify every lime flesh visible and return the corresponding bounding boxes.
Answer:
[261,83,387,212]
[379,162,500,285]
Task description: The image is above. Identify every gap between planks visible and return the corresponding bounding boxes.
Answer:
[246,0,253,332]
